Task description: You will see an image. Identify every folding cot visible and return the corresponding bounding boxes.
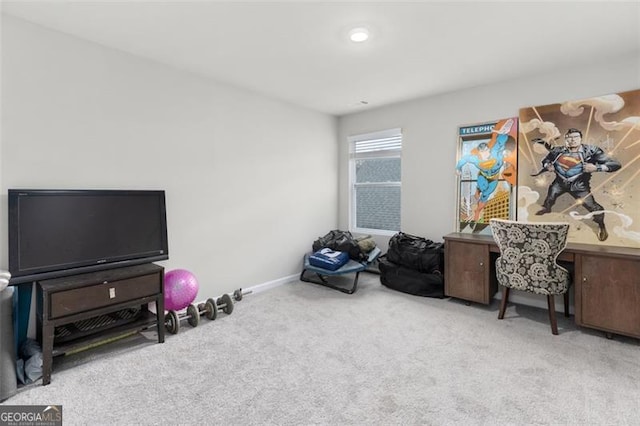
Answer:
[299,247,381,294]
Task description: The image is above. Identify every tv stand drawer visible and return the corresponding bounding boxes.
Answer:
[36,263,165,385]
[38,264,165,320]
[49,273,160,319]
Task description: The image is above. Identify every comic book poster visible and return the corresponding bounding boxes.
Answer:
[455,117,518,234]
[517,89,640,248]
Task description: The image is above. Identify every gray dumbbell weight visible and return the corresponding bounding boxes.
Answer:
[195,294,234,321]
[232,288,253,301]
[165,304,200,334]
[197,298,218,321]
[217,293,234,315]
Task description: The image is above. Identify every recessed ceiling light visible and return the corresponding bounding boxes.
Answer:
[349,28,369,43]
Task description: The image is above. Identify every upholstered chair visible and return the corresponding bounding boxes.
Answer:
[489,219,571,335]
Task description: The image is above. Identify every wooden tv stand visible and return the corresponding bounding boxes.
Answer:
[36,263,165,385]
[444,233,640,339]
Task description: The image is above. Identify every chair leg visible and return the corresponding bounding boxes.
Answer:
[547,295,558,335]
[563,292,570,318]
[498,287,510,319]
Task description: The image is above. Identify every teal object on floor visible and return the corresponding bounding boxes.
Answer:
[1,286,17,401]
[14,283,32,358]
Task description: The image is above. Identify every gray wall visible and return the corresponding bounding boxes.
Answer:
[337,53,639,309]
[2,13,639,315]
[1,16,338,300]
[338,54,640,248]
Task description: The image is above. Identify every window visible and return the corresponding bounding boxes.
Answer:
[349,128,402,234]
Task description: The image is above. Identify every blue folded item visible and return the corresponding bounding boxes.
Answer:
[308,248,350,271]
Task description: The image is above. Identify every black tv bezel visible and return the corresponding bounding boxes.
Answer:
[7,189,169,285]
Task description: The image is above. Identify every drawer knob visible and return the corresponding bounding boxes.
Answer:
[109,287,116,299]
[583,277,587,282]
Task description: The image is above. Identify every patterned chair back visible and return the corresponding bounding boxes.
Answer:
[489,219,570,296]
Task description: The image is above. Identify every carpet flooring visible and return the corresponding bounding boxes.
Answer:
[2,273,639,425]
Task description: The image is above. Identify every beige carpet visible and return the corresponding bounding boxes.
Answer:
[2,273,639,425]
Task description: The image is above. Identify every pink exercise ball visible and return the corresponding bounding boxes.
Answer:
[164,269,199,311]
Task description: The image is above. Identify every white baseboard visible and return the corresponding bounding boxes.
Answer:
[151,274,298,313]
[242,275,575,316]
[244,274,298,295]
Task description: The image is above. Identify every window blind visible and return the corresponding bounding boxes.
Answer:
[350,128,402,158]
[355,135,402,154]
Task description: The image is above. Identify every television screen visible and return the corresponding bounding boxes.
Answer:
[8,189,169,284]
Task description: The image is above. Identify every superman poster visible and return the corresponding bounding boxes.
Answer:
[517,89,640,248]
[455,117,518,234]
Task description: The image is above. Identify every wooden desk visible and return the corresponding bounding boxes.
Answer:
[443,232,640,339]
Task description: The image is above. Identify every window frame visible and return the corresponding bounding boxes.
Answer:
[348,128,402,236]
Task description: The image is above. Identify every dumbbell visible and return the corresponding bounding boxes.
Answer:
[217,293,234,315]
[232,288,253,301]
[197,298,219,321]
[165,304,200,335]
[195,294,234,321]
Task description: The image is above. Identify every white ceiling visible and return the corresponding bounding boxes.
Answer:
[2,1,640,116]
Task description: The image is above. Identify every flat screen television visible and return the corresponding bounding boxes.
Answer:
[8,189,169,285]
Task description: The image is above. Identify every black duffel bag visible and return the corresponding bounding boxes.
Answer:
[386,232,443,273]
[379,256,444,298]
[312,229,366,261]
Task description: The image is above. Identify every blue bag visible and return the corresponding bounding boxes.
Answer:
[308,248,350,271]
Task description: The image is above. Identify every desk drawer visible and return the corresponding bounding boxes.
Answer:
[577,254,640,338]
[445,240,493,304]
[49,273,160,319]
